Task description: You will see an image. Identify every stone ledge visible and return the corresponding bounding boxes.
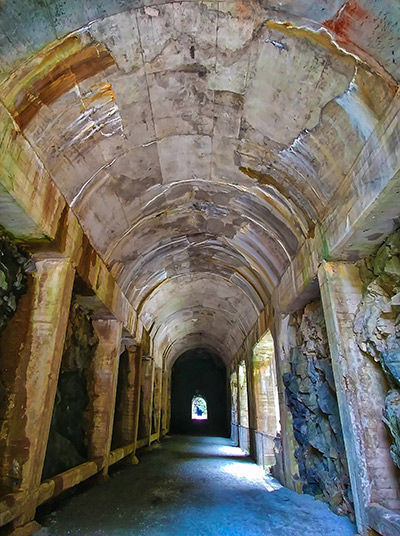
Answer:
[368,503,400,536]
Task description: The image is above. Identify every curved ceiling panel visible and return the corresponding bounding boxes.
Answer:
[139,273,259,362]
[0,0,397,366]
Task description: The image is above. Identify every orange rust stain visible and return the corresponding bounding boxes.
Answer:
[323,0,369,44]
[54,205,70,255]
[5,35,83,101]
[81,82,116,111]
[266,20,355,67]
[11,44,115,130]
[234,0,256,18]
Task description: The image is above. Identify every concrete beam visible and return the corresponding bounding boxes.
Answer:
[368,504,400,536]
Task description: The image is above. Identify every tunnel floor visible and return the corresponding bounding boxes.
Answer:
[38,436,356,536]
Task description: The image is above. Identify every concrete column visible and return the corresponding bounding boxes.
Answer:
[137,356,154,443]
[272,313,300,491]
[160,370,168,437]
[114,344,140,446]
[230,368,239,445]
[86,315,122,478]
[154,367,162,440]
[147,359,156,446]
[318,261,400,535]
[247,356,258,461]
[165,372,171,434]
[130,344,142,462]
[235,364,241,444]
[0,254,75,534]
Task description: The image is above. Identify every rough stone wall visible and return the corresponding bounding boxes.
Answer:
[0,232,29,413]
[42,301,98,480]
[283,301,353,517]
[354,229,400,470]
[0,233,29,333]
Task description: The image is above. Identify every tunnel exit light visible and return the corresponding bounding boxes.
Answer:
[192,395,208,420]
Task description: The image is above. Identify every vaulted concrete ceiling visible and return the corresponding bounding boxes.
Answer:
[0,0,398,365]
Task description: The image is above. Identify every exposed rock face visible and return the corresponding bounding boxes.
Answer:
[283,301,353,517]
[354,229,400,469]
[0,232,28,334]
[42,301,98,480]
[0,232,29,412]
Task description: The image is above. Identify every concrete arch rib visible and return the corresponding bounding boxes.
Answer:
[139,273,259,364]
[113,232,279,306]
[102,178,308,264]
[164,334,231,370]
[121,243,269,310]
[140,273,259,331]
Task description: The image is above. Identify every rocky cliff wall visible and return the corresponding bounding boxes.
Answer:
[0,232,29,416]
[354,229,400,470]
[0,232,29,334]
[283,301,353,517]
[42,300,98,480]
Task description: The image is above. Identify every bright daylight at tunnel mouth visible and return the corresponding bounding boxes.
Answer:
[0,1,399,535]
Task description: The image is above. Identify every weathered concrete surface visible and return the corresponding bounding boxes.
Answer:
[0,1,398,365]
[38,436,357,536]
[274,89,400,314]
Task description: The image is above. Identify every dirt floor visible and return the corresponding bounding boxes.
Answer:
[38,436,357,535]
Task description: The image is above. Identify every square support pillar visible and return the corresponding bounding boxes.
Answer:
[272,314,300,492]
[137,356,153,443]
[113,343,142,464]
[235,364,241,446]
[131,345,143,461]
[230,368,239,445]
[246,356,258,461]
[0,254,75,533]
[147,359,156,447]
[318,261,400,535]
[160,370,169,437]
[86,315,122,478]
[154,367,162,440]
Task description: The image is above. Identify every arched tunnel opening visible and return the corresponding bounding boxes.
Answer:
[170,348,229,437]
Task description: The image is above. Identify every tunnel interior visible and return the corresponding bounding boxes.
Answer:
[0,1,398,534]
[171,348,228,437]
